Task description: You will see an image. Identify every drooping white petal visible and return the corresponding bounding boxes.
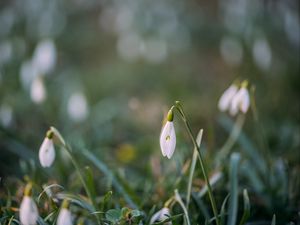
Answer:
[230,87,250,115]
[57,208,72,225]
[218,85,238,112]
[239,88,250,113]
[30,77,46,104]
[160,121,176,159]
[39,137,55,168]
[150,207,172,225]
[19,196,39,225]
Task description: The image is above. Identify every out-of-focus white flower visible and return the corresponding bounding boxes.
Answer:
[150,207,172,225]
[20,196,39,225]
[30,76,46,104]
[218,84,238,112]
[0,104,13,127]
[57,208,72,225]
[32,39,56,75]
[39,131,55,168]
[160,110,176,159]
[230,86,250,116]
[67,92,89,122]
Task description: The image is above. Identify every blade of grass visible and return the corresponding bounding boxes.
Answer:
[238,189,250,225]
[82,149,138,208]
[220,194,230,225]
[271,214,276,225]
[191,192,211,221]
[227,153,240,225]
[186,129,203,209]
[84,166,97,199]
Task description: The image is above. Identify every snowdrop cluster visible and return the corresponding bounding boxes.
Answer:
[218,81,250,116]
[39,130,56,168]
[160,109,176,159]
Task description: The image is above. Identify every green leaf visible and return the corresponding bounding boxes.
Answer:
[131,209,142,217]
[271,214,276,225]
[220,194,230,225]
[56,193,94,212]
[106,209,121,223]
[100,191,113,212]
[227,153,240,225]
[238,189,250,225]
[84,166,97,199]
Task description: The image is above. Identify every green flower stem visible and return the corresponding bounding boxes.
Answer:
[186,129,203,209]
[216,114,245,167]
[174,189,191,225]
[250,87,272,189]
[62,144,101,224]
[175,102,220,225]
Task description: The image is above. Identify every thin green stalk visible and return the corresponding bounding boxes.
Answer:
[186,129,203,209]
[63,145,101,224]
[174,189,191,225]
[175,102,220,225]
[250,87,271,168]
[216,114,245,167]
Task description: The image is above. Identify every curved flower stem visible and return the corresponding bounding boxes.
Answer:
[186,129,203,209]
[174,189,191,225]
[174,102,220,225]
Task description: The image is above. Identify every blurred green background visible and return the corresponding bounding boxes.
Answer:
[0,0,299,223]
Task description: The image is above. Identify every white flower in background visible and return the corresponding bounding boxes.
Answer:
[57,208,72,225]
[230,84,250,116]
[218,84,238,112]
[67,92,89,122]
[32,39,56,75]
[150,207,172,225]
[0,104,13,127]
[160,110,176,159]
[39,131,55,168]
[30,76,46,104]
[20,184,39,225]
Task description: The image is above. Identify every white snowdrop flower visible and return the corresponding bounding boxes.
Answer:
[230,83,250,116]
[57,208,72,225]
[67,92,89,122]
[30,76,46,104]
[160,110,176,159]
[150,207,172,225]
[39,131,55,168]
[20,184,39,225]
[218,84,238,112]
[32,39,56,75]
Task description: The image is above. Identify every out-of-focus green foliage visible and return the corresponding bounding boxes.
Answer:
[0,0,299,224]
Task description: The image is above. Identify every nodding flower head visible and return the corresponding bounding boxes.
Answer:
[19,183,39,225]
[57,200,72,225]
[150,207,172,225]
[160,109,176,159]
[230,81,250,116]
[218,84,239,112]
[39,130,55,168]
